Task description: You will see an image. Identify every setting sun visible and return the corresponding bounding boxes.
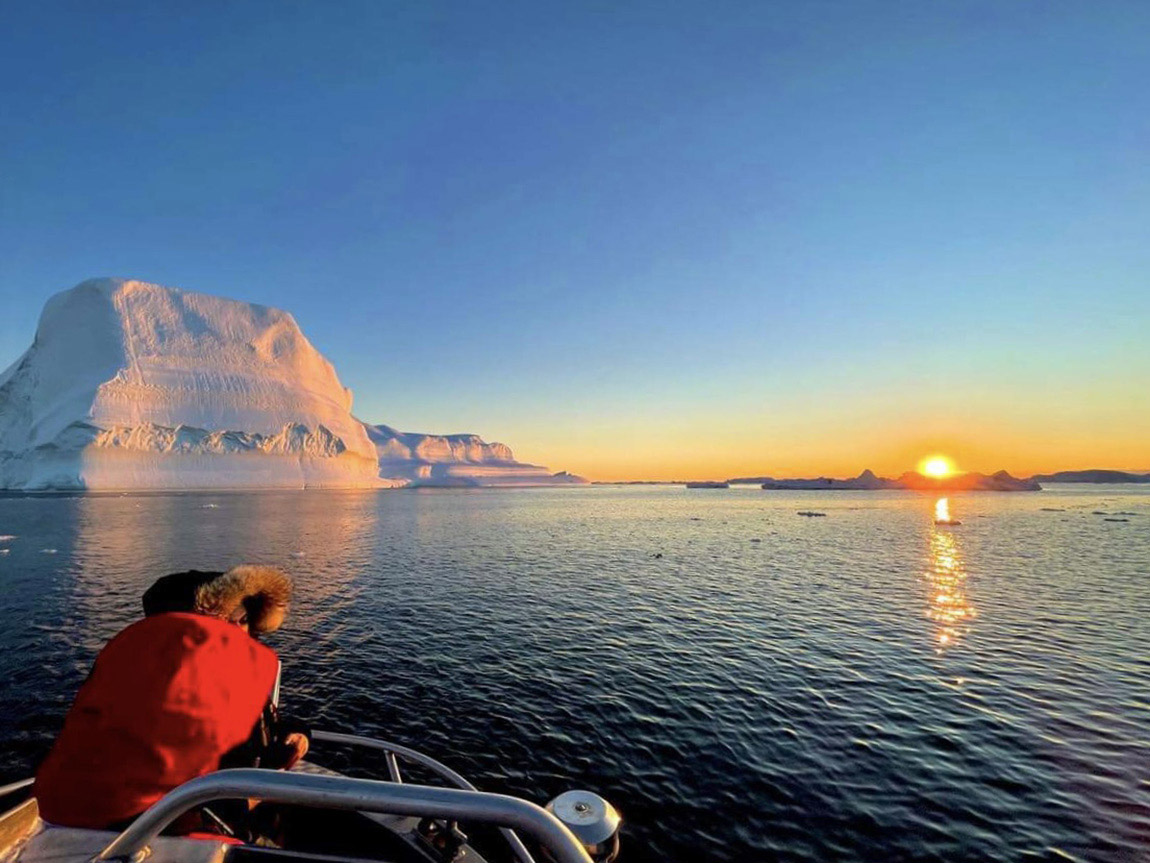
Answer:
[920,456,955,478]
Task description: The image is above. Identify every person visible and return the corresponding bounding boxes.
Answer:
[34,565,309,837]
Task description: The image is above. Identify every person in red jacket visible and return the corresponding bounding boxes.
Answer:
[35,565,308,836]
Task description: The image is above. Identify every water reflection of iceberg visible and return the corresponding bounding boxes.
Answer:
[926,501,973,652]
[67,492,383,650]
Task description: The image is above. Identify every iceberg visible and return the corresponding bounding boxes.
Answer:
[363,424,586,487]
[0,279,584,490]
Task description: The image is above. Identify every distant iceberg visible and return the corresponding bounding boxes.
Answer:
[741,468,1040,492]
[0,278,585,490]
[363,424,586,487]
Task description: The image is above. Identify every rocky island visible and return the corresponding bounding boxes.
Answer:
[1031,470,1150,484]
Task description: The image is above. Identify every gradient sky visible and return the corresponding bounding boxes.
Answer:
[2,1,1148,480]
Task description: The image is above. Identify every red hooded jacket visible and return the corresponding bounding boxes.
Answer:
[35,613,279,829]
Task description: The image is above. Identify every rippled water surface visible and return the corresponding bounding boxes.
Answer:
[1,485,1148,862]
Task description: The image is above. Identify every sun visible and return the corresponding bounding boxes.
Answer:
[920,456,955,478]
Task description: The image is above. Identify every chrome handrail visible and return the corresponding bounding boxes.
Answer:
[93,769,591,863]
[311,731,469,788]
[311,730,535,863]
[0,777,33,798]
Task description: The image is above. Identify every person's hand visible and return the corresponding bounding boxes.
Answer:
[282,733,309,769]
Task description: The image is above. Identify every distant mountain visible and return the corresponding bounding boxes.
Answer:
[756,469,897,490]
[747,469,1040,492]
[1030,470,1150,484]
[0,278,584,490]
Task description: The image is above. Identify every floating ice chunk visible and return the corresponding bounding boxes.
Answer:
[364,423,586,486]
[41,548,58,554]
[0,535,16,542]
[290,551,306,558]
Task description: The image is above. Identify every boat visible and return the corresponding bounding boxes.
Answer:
[0,730,621,863]
[933,498,961,526]
[685,481,728,489]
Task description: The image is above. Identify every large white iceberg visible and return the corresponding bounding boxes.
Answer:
[0,278,584,490]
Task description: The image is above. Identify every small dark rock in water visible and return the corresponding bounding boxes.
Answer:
[934,519,962,526]
[749,538,761,543]
[1040,508,1066,512]
[1113,511,1137,516]
[689,517,703,521]
[1103,518,1129,523]
[1092,511,1108,515]
[653,552,664,558]
[797,511,826,517]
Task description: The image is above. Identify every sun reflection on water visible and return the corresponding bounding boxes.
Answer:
[926,500,973,652]
[935,497,949,523]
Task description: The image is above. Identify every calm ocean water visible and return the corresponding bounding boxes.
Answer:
[0,485,1147,862]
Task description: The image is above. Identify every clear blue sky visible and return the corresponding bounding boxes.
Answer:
[2,1,1148,478]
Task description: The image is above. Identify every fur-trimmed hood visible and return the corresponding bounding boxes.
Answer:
[142,565,293,634]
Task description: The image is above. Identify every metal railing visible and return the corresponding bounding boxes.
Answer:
[311,730,536,863]
[0,778,33,798]
[93,769,592,863]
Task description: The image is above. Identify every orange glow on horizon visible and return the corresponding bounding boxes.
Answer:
[509,415,1149,483]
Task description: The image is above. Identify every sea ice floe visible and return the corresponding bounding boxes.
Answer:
[0,535,17,542]
[41,548,58,554]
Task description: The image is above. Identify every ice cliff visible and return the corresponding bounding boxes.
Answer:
[364,424,586,486]
[0,278,584,490]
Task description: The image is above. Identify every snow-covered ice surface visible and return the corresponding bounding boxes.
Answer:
[0,278,391,489]
[0,278,584,490]
[363,423,587,486]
